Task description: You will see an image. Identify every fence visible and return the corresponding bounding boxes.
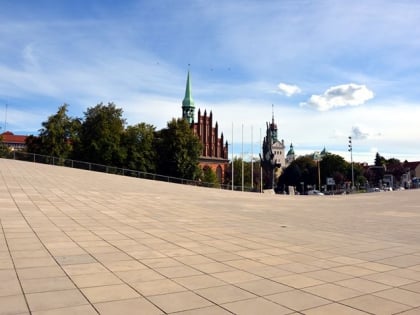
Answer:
[1,150,255,192]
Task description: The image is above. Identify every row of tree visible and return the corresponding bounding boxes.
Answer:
[25,103,205,181]
[16,103,410,192]
[276,152,410,193]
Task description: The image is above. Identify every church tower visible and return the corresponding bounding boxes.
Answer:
[180,71,229,184]
[182,71,195,124]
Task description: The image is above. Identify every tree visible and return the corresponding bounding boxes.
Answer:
[202,166,220,188]
[0,133,9,157]
[25,135,42,154]
[277,163,301,193]
[320,153,348,186]
[121,123,156,173]
[75,103,126,166]
[155,118,202,180]
[374,152,386,166]
[386,158,405,181]
[224,157,261,191]
[278,155,317,193]
[30,104,80,158]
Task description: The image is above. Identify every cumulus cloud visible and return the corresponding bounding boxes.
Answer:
[301,83,374,111]
[277,82,301,97]
[351,126,369,140]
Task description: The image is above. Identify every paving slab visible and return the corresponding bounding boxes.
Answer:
[1,159,420,314]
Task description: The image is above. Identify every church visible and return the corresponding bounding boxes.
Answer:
[181,72,229,183]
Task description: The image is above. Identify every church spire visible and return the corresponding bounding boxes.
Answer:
[182,71,195,124]
[269,104,278,143]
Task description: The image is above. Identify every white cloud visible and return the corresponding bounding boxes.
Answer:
[277,83,301,97]
[301,84,374,111]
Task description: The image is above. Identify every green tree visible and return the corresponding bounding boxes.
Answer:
[75,103,126,166]
[155,118,202,180]
[0,133,9,157]
[224,157,260,191]
[385,158,405,181]
[202,166,220,188]
[121,123,156,173]
[374,152,386,166]
[320,153,348,185]
[277,163,301,193]
[278,155,317,193]
[31,104,80,158]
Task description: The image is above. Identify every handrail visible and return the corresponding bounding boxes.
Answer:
[1,151,256,192]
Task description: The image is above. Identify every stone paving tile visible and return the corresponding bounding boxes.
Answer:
[17,266,66,280]
[302,302,370,315]
[221,297,294,315]
[155,265,203,278]
[0,294,29,314]
[148,291,214,313]
[70,272,123,288]
[373,287,420,307]
[235,278,293,296]
[277,262,322,273]
[273,274,325,289]
[331,265,377,277]
[401,281,420,294]
[303,283,363,301]
[266,290,330,312]
[190,262,235,274]
[94,297,163,315]
[82,283,141,303]
[54,254,97,266]
[0,277,22,297]
[115,268,165,283]
[131,278,187,296]
[335,277,391,294]
[62,262,108,276]
[302,269,353,282]
[174,274,225,290]
[195,284,256,304]
[342,294,412,314]
[142,257,184,268]
[171,305,232,315]
[20,276,75,293]
[31,305,98,315]
[101,259,147,272]
[211,269,261,284]
[26,289,89,312]
[397,308,420,315]
[362,271,417,286]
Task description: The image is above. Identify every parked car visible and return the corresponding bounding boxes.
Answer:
[307,190,324,195]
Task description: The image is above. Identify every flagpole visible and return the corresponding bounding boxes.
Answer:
[231,122,234,191]
[251,125,254,190]
[241,123,244,192]
[260,127,262,193]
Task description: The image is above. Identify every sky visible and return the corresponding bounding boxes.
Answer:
[1,0,420,164]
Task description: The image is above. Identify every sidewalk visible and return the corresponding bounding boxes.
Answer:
[1,158,420,314]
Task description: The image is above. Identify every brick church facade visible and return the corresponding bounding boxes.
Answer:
[181,72,229,183]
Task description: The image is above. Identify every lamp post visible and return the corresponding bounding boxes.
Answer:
[348,136,354,191]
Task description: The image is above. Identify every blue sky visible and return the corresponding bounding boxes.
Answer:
[1,0,420,163]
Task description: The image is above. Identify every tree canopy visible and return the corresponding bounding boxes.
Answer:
[155,118,202,180]
[74,102,126,166]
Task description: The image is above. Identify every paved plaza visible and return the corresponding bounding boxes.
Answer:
[1,158,420,314]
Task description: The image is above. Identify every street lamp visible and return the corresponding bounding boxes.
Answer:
[348,136,354,191]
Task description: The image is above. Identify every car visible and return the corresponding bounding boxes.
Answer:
[307,190,324,195]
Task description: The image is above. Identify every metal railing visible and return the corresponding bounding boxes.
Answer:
[1,150,255,192]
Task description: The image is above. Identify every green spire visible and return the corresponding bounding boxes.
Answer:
[182,71,195,124]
